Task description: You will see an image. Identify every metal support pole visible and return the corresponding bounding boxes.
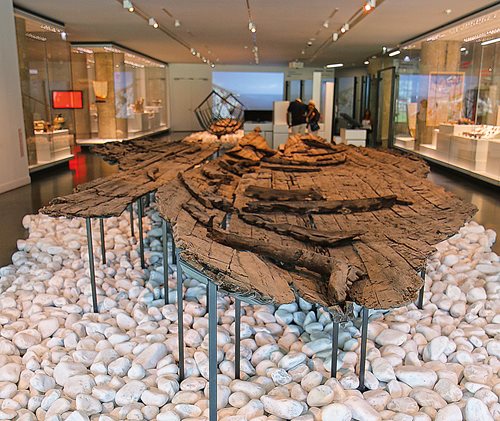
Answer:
[358,307,369,391]
[176,255,185,381]
[85,218,98,313]
[417,269,425,310]
[137,197,145,269]
[235,298,241,379]
[171,235,177,265]
[331,322,339,378]
[129,204,134,238]
[162,219,169,305]
[99,218,106,265]
[208,281,218,421]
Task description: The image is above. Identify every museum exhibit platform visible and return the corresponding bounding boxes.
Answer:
[0,132,497,421]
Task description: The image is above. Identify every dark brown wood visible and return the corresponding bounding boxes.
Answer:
[242,195,405,215]
[244,185,324,201]
[239,213,363,246]
[41,130,476,319]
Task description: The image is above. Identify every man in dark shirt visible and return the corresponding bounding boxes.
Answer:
[287,98,308,134]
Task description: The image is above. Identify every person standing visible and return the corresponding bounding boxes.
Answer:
[287,98,308,134]
[306,100,320,135]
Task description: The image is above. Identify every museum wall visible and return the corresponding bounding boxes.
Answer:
[168,63,332,131]
[0,0,30,193]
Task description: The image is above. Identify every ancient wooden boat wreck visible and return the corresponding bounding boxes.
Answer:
[40,131,476,320]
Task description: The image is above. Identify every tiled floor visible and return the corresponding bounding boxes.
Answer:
[0,141,498,267]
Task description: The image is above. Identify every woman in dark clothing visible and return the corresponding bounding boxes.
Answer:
[306,100,321,135]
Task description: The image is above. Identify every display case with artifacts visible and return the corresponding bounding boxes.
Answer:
[53,114,65,130]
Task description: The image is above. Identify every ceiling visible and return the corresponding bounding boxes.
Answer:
[13,0,500,67]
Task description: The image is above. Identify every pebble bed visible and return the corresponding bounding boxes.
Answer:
[0,204,498,421]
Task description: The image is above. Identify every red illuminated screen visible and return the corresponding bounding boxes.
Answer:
[52,91,83,109]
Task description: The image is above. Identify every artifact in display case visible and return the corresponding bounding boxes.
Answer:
[426,72,465,127]
[406,103,417,138]
[195,90,245,137]
[53,114,65,131]
[33,120,46,132]
[461,125,500,140]
[133,98,144,113]
[93,81,108,102]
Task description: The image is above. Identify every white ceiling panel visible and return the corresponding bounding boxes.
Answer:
[13,0,500,67]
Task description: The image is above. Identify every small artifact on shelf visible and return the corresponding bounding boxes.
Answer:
[133,98,145,113]
[33,120,46,132]
[449,117,474,125]
[462,125,500,140]
[52,114,65,130]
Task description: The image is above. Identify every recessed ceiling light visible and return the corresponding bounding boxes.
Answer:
[444,9,452,14]
[460,47,466,51]
[389,50,401,56]
[364,60,369,64]
[149,18,159,28]
[326,63,343,68]
[332,33,339,42]
[323,21,329,28]
[174,19,181,27]
[248,21,256,33]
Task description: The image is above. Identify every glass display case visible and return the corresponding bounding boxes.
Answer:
[71,44,168,144]
[14,9,75,169]
[393,7,499,184]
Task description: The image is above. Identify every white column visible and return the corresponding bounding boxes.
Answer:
[0,0,30,193]
[312,71,322,110]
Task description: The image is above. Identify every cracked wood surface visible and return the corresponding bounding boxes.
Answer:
[39,131,476,319]
[41,138,218,218]
[157,133,476,319]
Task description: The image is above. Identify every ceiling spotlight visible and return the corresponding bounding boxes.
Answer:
[211,63,215,68]
[174,19,181,27]
[323,21,329,28]
[444,9,452,14]
[202,57,207,63]
[340,26,346,34]
[364,0,376,11]
[389,49,401,57]
[403,55,410,62]
[382,46,387,54]
[364,60,369,64]
[307,41,313,46]
[191,48,196,55]
[460,47,466,52]
[248,21,256,33]
[123,0,134,12]
[332,32,339,42]
[60,31,67,41]
[326,63,343,68]
[149,18,159,28]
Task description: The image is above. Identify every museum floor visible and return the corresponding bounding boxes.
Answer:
[0,135,498,268]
